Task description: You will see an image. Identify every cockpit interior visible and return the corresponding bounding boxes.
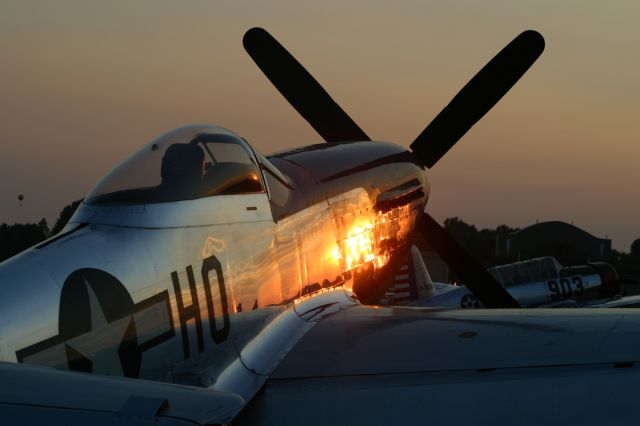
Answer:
[86,126,267,205]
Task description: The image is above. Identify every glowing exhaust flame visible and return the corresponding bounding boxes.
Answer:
[332,217,391,271]
[327,190,421,275]
[343,221,375,270]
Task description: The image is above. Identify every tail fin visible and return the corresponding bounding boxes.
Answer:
[383,245,450,305]
[411,245,436,299]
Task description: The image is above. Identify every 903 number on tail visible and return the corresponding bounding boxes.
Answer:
[547,276,584,301]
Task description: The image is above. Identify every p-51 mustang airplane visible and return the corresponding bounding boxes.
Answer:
[2,28,640,426]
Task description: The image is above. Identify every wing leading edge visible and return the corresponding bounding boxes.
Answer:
[0,361,244,425]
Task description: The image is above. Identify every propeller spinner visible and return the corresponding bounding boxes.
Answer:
[243,27,545,308]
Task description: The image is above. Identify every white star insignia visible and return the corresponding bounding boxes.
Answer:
[65,279,133,376]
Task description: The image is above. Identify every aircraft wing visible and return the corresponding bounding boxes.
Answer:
[5,298,640,425]
[234,305,640,425]
[0,361,244,425]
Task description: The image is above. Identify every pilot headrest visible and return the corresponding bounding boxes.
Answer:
[161,143,204,180]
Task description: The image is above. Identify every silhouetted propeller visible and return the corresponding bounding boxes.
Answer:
[404,31,544,308]
[408,30,543,308]
[243,28,370,142]
[420,213,519,308]
[410,30,544,168]
[243,28,544,308]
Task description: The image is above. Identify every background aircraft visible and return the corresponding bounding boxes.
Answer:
[3,28,640,426]
[384,252,625,308]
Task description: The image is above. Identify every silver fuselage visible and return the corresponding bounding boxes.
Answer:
[0,132,427,402]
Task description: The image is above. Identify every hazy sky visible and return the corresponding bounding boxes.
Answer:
[1,1,639,250]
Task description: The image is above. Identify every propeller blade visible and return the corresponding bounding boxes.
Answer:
[419,212,520,308]
[410,30,545,168]
[243,27,370,143]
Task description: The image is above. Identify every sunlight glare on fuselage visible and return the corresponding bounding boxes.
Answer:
[330,215,393,272]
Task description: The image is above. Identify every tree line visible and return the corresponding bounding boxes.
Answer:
[0,200,81,262]
[435,217,640,282]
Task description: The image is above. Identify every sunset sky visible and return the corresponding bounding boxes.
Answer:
[1,1,639,250]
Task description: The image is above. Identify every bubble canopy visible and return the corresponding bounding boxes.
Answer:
[86,125,264,205]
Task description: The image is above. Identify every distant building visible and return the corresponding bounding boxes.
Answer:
[496,221,611,265]
[414,219,613,283]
